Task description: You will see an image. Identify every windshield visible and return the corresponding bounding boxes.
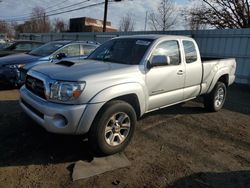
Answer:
[87,38,153,65]
[28,42,65,57]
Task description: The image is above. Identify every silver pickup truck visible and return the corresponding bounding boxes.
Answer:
[20,35,236,155]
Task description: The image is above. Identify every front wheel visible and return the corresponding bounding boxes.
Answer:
[88,100,137,156]
[204,81,227,112]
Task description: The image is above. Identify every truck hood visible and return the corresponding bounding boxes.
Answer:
[0,53,40,66]
[31,60,136,81]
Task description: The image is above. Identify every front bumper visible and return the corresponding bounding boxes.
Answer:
[20,86,105,135]
[20,86,87,134]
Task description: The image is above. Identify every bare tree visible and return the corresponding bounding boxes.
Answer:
[181,7,208,30]
[30,6,51,32]
[119,13,135,32]
[53,18,67,32]
[188,15,207,30]
[148,0,177,31]
[0,20,10,33]
[0,20,14,37]
[16,6,52,33]
[190,0,250,29]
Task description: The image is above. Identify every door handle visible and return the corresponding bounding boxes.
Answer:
[177,70,184,75]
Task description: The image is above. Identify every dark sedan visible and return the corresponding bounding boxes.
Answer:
[0,40,44,57]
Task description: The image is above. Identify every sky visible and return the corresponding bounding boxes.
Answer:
[0,0,189,30]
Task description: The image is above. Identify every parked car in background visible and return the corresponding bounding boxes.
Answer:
[0,39,6,45]
[0,40,44,57]
[19,35,236,155]
[0,40,99,86]
[0,43,7,50]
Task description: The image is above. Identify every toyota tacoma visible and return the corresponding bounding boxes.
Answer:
[20,35,236,155]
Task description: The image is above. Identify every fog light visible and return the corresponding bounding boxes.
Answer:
[53,114,68,128]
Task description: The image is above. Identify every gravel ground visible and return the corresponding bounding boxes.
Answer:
[0,84,249,188]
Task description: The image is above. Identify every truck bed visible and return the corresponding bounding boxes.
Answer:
[200,57,236,95]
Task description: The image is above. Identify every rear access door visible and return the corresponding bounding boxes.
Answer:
[182,40,202,100]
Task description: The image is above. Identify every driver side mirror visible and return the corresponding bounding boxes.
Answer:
[56,53,67,60]
[149,55,171,69]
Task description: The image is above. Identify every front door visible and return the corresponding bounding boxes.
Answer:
[146,40,185,111]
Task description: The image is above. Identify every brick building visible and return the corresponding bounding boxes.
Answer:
[70,17,117,32]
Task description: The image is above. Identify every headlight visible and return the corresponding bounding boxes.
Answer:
[5,64,25,69]
[50,81,86,101]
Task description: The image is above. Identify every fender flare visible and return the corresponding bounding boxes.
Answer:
[89,82,147,116]
[76,82,147,134]
[207,67,229,93]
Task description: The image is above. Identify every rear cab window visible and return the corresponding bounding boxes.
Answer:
[183,40,198,63]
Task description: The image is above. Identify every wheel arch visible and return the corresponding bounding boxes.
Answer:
[208,71,229,93]
[89,82,147,117]
[106,94,141,119]
[76,83,147,134]
[218,74,229,87]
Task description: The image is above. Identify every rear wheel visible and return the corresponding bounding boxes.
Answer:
[204,81,227,112]
[88,100,136,156]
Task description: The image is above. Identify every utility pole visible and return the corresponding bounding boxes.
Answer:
[144,11,148,31]
[103,0,122,32]
[103,0,108,32]
[43,13,46,32]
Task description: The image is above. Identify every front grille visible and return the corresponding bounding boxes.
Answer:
[25,75,46,99]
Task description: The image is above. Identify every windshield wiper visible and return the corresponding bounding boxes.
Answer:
[87,57,103,61]
[87,57,126,64]
[103,58,126,64]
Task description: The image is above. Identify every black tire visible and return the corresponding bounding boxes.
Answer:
[204,81,227,112]
[88,100,137,156]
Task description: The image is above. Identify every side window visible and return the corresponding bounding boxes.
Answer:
[57,44,80,57]
[14,43,32,51]
[82,45,97,55]
[183,40,198,63]
[151,40,180,65]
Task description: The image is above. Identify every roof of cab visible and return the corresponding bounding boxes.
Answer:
[114,34,193,40]
[49,40,100,45]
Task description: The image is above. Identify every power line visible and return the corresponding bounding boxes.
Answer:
[4,1,108,22]
[44,0,71,10]
[0,0,63,18]
[45,0,91,15]
[47,1,105,17]
[2,0,91,21]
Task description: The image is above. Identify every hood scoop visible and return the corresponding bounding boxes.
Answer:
[56,61,75,67]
